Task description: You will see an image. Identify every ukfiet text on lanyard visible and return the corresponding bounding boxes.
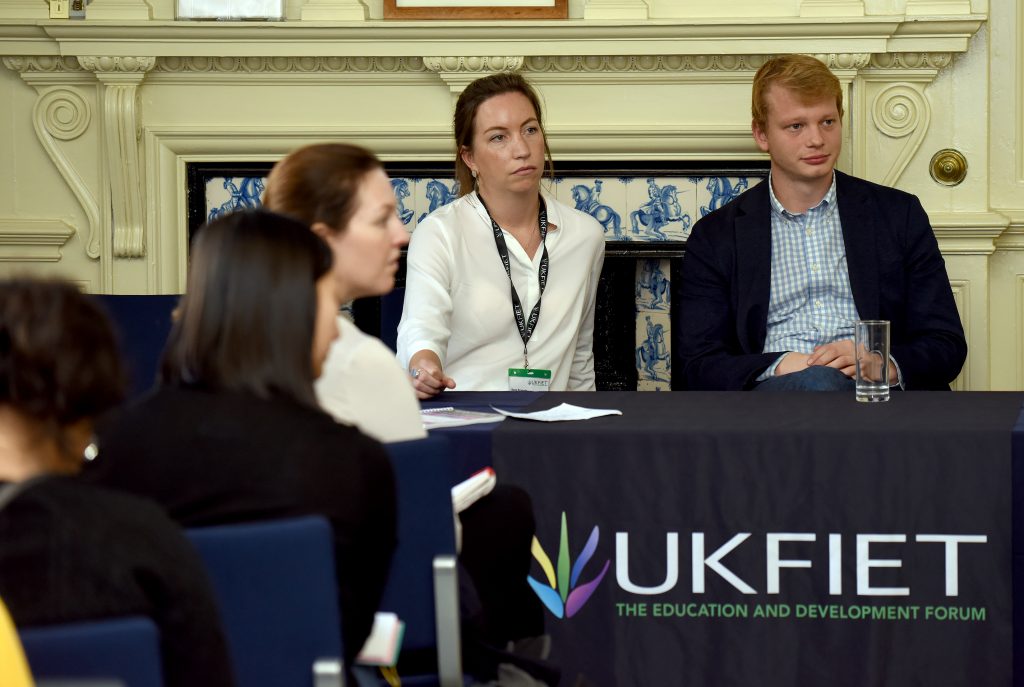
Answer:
[478,194,548,370]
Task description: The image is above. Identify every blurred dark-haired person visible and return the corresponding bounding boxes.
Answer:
[84,210,397,665]
[263,142,423,443]
[266,141,558,685]
[0,278,234,687]
[397,72,605,398]
[675,54,966,391]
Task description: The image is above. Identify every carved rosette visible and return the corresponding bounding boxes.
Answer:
[36,89,90,142]
[80,56,154,259]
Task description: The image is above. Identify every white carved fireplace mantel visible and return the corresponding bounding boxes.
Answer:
[0,16,984,292]
[1,11,1003,392]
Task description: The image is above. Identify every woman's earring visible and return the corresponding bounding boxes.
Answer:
[83,437,99,461]
[471,169,478,179]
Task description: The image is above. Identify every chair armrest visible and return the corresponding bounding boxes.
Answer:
[313,658,344,687]
[432,555,463,687]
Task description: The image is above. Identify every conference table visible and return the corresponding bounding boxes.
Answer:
[425,391,1024,687]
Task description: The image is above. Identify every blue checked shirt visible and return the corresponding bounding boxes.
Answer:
[758,174,861,380]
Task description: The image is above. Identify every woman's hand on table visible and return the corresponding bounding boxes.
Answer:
[408,350,457,399]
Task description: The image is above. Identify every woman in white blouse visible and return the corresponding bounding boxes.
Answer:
[397,72,605,398]
[263,144,425,442]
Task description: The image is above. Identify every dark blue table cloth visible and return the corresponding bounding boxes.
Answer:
[432,390,1024,687]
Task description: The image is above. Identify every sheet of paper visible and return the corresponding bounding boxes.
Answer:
[421,407,506,429]
[492,402,622,422]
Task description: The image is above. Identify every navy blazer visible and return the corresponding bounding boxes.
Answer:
[673,170,967,391]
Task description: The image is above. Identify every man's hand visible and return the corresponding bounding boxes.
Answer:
[408,350,456,400]
[774,351,811,376]
[807,340,857,378]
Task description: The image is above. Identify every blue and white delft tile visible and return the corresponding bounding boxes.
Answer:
[390,178,418,230]
[692,176,755,220]
[206,176,265,222]
[634,258,672,391]
[557,177,630,242]
[412,178,460,229]
[625,177,693,242]
[635,309,672,391]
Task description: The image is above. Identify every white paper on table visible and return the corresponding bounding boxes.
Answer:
[491,402,622,422]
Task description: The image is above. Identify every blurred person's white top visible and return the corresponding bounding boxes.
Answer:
[397,191,605,391]
[316,315,426,443]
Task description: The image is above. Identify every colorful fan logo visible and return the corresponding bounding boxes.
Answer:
[528,512,611,619]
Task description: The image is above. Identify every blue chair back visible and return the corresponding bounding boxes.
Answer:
[379,288,405,353]
[382,435,463,686]
[185,516,343,687]
[19,616,163,687]
[93,295,179,398]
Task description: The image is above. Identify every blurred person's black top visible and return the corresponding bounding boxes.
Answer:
[84,384,397,663]
[0,475,235,687]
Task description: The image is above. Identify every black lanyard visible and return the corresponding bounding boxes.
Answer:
[478,194,549,369]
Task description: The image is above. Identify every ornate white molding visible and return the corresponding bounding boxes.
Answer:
[871,83,930,187]
[811,53,870,71]
[153,55,429,74]
[80,56,154,258]
[78,55,156,75]
[0,219,75,262]
[425,56,525,96]
[868,53,953,71]
[2,56,85,74]
[29,88,102,260]
[424,56,524,73]
[523,54,768,72]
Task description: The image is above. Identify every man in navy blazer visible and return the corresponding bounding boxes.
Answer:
[674,55,966,391]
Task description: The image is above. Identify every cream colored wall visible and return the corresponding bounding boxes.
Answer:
[0,0,1019,389]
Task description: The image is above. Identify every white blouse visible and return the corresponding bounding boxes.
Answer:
[316,315,426,443]
[396,191,605,391]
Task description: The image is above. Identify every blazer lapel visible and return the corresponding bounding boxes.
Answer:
[734,182,772,352]
[836,171,879,320]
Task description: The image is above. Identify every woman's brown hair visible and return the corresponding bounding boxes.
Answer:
[0,278,126,428]
[263,143,384,234]
[161,209,332,408]
[453,72,553,197]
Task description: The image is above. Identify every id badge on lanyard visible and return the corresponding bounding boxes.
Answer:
[508,367,552,391]
[480,194,553,389]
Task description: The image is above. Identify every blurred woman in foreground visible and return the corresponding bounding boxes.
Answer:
[0,278,234,687]
[85,210,396,663]
[263,143,422,443]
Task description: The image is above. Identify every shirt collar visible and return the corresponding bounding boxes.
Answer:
[468,189,561,232]
[767,171,837,219]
